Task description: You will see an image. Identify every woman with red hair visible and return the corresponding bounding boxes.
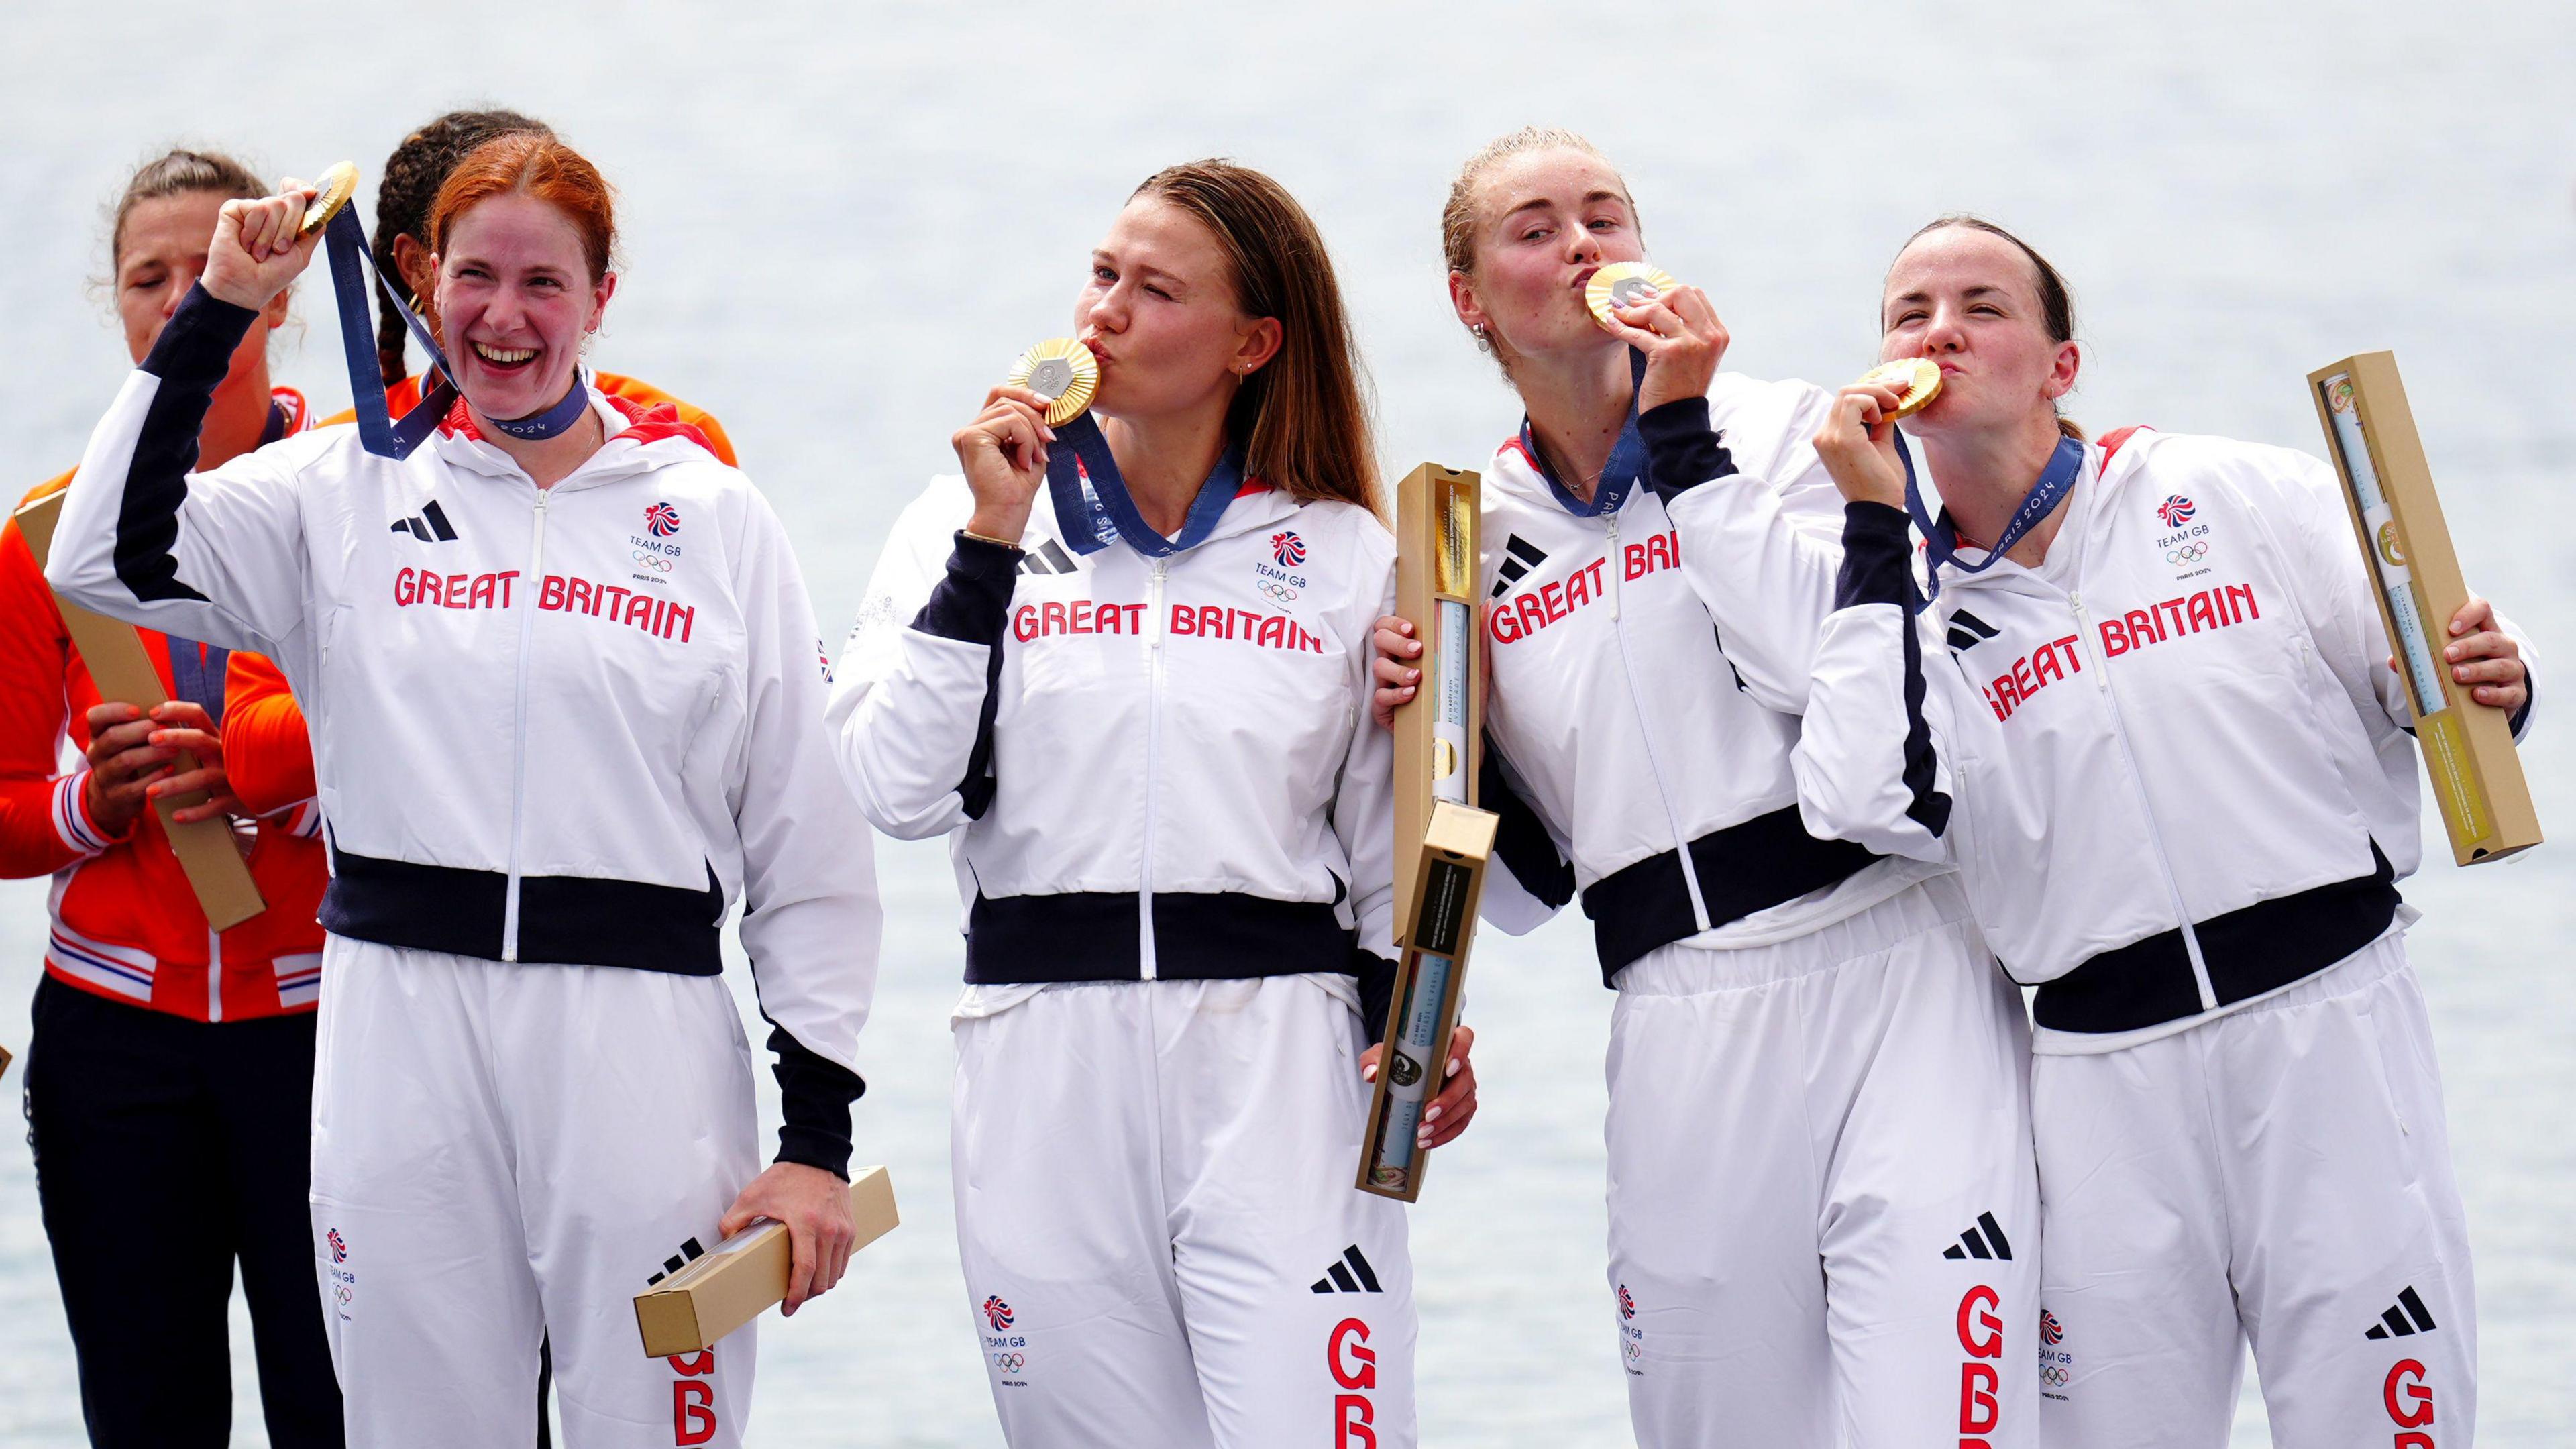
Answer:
[44,135,882,1448]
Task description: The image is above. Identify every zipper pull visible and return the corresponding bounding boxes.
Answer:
[1606,517,1622,621]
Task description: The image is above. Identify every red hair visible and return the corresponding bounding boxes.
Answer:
[427,133,616,282]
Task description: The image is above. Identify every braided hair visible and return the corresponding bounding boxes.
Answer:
[370,109,553,384]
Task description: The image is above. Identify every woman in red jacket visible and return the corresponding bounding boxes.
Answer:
[1,147,339,1447]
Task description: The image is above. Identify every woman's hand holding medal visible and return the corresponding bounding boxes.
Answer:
[954,384,1057,544]
[203,179,327,313]
[1590,264,1731,415]
[1814,362,1936,511]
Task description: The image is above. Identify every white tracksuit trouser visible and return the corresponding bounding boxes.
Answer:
[2033,929,2475,1448]
[1606,877,2041,1449]
[309,936,763,1448]
[951,973,1415,1449]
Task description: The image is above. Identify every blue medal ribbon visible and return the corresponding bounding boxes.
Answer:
[1044,411,1244,557]
[318,205,589,459]
[1520,348,1651,518]
[1902,431,2086,602]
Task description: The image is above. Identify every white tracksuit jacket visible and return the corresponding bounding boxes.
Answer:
[827,472,1397,1018]
[1797,426,2535,1042]
[44,286,881,1172]
[1477,378,1943,981]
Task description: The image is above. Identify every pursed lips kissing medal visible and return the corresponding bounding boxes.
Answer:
[1584,261,1680,330]
[1856,356,1943,419]
[1014,338,1240,557]
[1006,337,1099,428]
[303,162,590,461]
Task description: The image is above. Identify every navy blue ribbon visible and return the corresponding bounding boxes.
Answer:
[1520,348,1651,517]
[1902,432,2086,602]
[319,205,588,458]
[163,638,230,728]
[1044,412,1243,557]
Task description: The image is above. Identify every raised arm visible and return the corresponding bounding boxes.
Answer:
[47,186,324,656]
[1787,383,1956,861]
[1640,382,1850,712]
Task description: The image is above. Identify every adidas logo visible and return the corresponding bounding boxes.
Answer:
[1946,610,2000,655]
[1490,535,1547,598]
[1941,1211,2015,1263]
[2365,1286,2438,1340]
[390,500,459,543]
[645,1236,708,1287]
[1309,1244,1383,1295]
[1018,539,1078,576]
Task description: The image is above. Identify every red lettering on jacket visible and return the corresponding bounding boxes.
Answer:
[1955,1285,2003,1446]
[394,568,521,613]
[1330,1318,1377,1447]
[668,1350,716,1446]
[2385,1358,2434,1430]
[2091,582,2261,669]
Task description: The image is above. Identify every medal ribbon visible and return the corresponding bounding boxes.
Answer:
[1902,431,2086,602]
[1044,412,1244,558]
[318,205,588,458]
[1520,348,1652,518]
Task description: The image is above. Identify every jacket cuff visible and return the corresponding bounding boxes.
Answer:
[768,1025,866,1181]
[1835,502,1915,610]
[143,284,260,385]
[1352,949,1398,1046]
[53,771,125,856]
[2510,667,2534,741]
[1635,396,1737,505]
[910,532,1022,645]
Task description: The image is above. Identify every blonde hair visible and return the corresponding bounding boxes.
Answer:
[1439,128,1638,374]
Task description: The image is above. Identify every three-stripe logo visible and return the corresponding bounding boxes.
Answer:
[1016,539,1079,576]
[645,1235,708,1286]
[1942,1211,2015,1263]
[1946,609,2000,655]
[2365,1285,2439,1341]
[1491,535,1548,598]
[390,499,459,543]
[1310,1244,1383,1295]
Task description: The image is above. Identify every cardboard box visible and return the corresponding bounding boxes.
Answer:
[1387,464,1484,922]
[1358,463,1500,1202]
[2308,353,2541,864]
[633,1166,899,1358]
[12,491,268,928]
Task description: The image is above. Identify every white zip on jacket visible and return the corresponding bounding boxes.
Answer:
[826,471,1397,1020]
[1475,375,1945,983]
[1797,426,2536,1048]
[44,286,882,1173]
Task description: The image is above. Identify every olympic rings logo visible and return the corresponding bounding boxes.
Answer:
[633,550,675,571]
[991,1352,1025,1372]
[2040,1364,2069,1387]
[2166,543,2208,564]
[1258,580,1299,602]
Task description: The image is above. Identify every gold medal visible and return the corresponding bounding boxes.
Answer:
[1006,338,1100,427]
[1857,357,1943,419]
[1585,262,1681,330]
[300,162,359,239]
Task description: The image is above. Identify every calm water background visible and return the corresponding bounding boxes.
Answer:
[3,3,2571,1443]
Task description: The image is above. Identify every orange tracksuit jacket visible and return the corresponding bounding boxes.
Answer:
[3,456,327,1022]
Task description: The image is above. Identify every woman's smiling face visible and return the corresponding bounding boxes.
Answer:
[433,191,615,421]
